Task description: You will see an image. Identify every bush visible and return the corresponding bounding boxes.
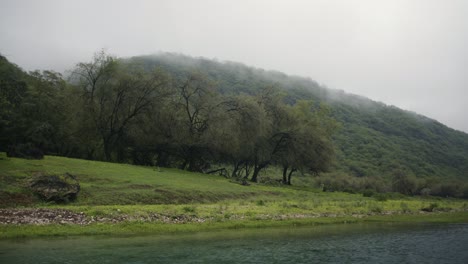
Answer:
[182,206,196,213]
[374,193,388,201]
[400,202,411,213]
[463,185,468,199]
[419,188,431,196]
[391,170,416,195]
[316,173,389,195]
[362,189,375,197]
[421,203,439,212]
[431,183,463,198]
[369,204,383,213]
[7,143,44,159]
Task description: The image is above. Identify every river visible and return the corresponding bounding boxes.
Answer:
[1,223,467,263]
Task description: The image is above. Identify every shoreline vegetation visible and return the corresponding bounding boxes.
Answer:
[1,154,467,239]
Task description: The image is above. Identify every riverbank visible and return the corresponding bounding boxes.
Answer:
[1,209,467,239]
[1,154,467,239]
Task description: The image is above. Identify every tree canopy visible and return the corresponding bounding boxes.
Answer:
[0,52,337,184]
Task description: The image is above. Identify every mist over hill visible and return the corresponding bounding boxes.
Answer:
[128,53,468,180]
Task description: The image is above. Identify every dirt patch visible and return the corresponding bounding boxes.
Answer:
[76,175,115,184]
[0,175,19,185]
[128,184,153,189]
[0,191,37,207]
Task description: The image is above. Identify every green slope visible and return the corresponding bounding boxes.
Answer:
[0,153,264,207]
[1,153,467,238]
[128,53,468,180]
[0,152,465,211]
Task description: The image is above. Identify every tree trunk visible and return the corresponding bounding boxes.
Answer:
[251,162,268,183]
[251,167,260,183]
[156,151,169,167]
[103,139,112,161]
[287,168,297,185]
[282,165,288,184]
[244,162,251,178]
[232,161,241,178]
[86,148,95,160]
[179,159,188,170]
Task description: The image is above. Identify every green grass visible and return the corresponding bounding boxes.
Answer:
[0,153,264,206]
[0,152,467,238]
[1,212,467,239]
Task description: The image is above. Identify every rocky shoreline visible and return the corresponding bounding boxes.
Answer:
[0,208,212,225]
[1,208,459,226]
[0,209,89,225]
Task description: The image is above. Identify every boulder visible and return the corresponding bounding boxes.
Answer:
[29,173,80,203]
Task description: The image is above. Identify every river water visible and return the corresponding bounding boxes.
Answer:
[1,223,467,263]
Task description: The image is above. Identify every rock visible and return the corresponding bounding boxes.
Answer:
[29,173,80,203]
[240,179,250,186]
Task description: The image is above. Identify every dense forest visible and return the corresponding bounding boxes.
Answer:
[1,52,467,197]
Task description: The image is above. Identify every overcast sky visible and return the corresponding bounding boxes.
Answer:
[1,0,467,132]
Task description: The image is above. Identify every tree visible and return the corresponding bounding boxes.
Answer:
[0,54,72,155]
[391,169,416,195]
[249,86,289,182]
[73,51,169,161]
[277,101,336,185]
[23,70,69,154]
[212,94,269,178]
[167,71,219,171]
[0,55,29,149]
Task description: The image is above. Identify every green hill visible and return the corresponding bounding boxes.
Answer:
[1,52,467,198]
[129,53,468,180]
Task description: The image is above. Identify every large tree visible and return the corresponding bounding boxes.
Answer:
[73,51,169,161]
[212,94,270,178]
[0,55,29,149]
[172,72,219,171]
[276,100,337,185]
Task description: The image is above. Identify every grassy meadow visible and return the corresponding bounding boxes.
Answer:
[0,153,467,238]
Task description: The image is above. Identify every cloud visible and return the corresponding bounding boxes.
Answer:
[1,0,467,132]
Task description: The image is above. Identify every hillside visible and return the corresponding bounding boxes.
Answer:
[1,53,468,198]
[1,153,467,238]
[129,53,468,180]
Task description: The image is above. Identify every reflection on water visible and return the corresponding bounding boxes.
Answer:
[1,223,467,263]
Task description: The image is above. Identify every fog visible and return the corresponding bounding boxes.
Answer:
[1,0,467,132]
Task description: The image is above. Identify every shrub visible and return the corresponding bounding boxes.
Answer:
[369,204,383,213]
[419,188,431,196]
[400,202,411,213]
[463,185,468,199]
[431,183,462,198]
[391,170,416,195]
[7,143,44,159]
[182,206,196,213]
[362,189,375,197]
[374,193,388,201]
[316,173,389,194]
[421,203,439,212]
